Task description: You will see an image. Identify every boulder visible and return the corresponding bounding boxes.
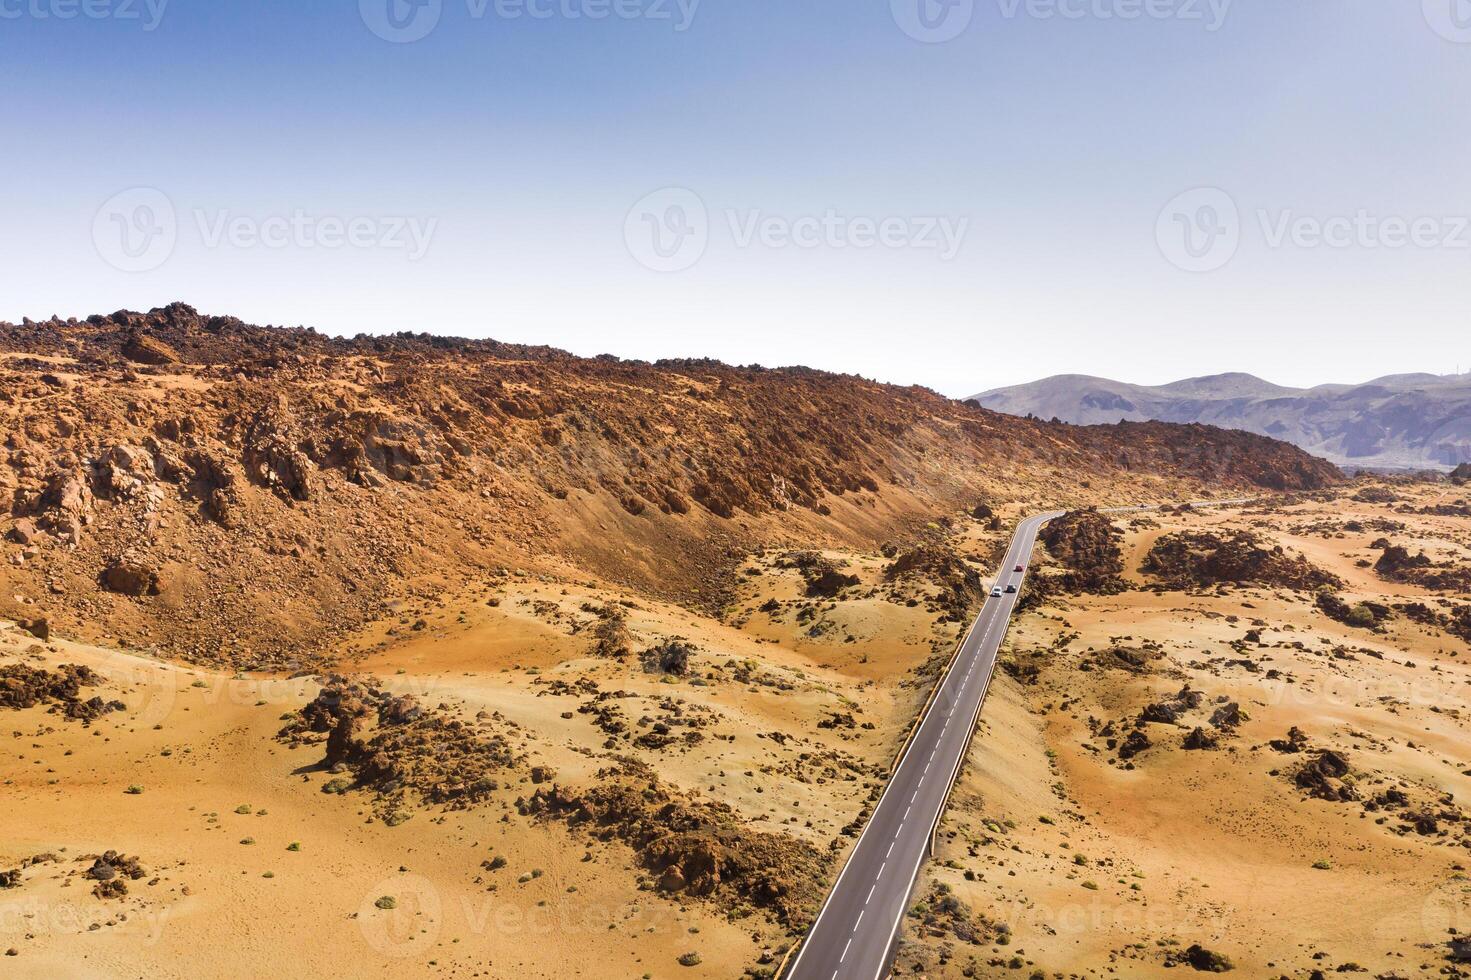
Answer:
[121,331,180,365]
[1182,944,1233,972]
[17,618,48,641]
[6,519,37,545]
[378,694,423,726]
[1209,702,1244,730]
[643,640,694,676]
[1294,750,1356,802]
[1269,727,1308,753]
[1117,730,1151,760]
[102,558,161,597]
[1183,727,1218,750]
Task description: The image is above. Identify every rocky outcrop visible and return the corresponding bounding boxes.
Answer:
[0,662,124,724]
[278,677,520,813]
[84,850,147,900]
[1293,749,1356,802]
[1394,600,1471,644]
[182,449,242,528]
[1269,726,1309,753]
[1038,509,1127,594]
[1316,593,1392,630]
[5,518,37,545]
[1138,686,1203,725]
[1142,530,1341,591]
[244,410,314,502]
[884,544,985,621]
[2,662,104,710]
[1165,944,1234,972]
[641,639,693,676]
[589,606,634,658]
[1374,544,1433,577]
[1182,726,1218,750]
[778,551,860,598]
[1373,541,1471,593]
[518,763,825,925]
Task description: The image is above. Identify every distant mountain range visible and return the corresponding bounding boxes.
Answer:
[970,372,1471,471]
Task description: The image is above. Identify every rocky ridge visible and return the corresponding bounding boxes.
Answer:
[1,304,1341,667]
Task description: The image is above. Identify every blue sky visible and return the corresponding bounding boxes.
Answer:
[3,0,1469,395]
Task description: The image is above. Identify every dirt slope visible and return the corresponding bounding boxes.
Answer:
[0,303,1339,669]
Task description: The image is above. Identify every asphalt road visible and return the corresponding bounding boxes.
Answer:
[787,510,1065,980]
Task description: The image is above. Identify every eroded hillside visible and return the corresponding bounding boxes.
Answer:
[0,303,1338,669]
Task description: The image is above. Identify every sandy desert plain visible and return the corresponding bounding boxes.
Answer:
[6,479,1471,979]
[1,309,1468,979]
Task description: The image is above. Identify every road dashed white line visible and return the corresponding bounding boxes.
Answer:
[787,519,1062,980]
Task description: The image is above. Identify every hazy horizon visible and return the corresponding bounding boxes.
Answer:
[7,298,1469,402]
